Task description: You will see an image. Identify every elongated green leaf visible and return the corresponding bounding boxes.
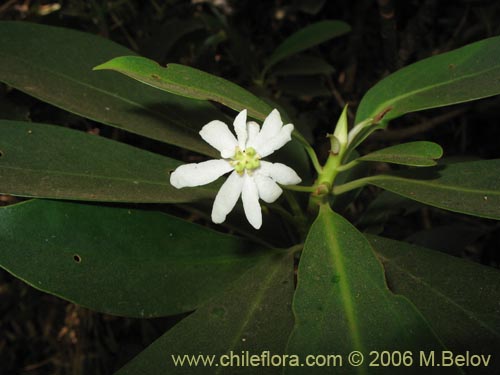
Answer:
[368,235,500,373]
[285,205,454,375]
[0,120,215,202]
[356,35,500,124]
[264,20,350,73]
[0,21,223,156]
[358,141,443,167]
[362,159,500,220]
[116,252,294,374]
[0,199,270,318]
[94,56,273,121]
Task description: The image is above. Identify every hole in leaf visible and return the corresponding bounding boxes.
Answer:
[73,254,82,263]
[0,150,3,157]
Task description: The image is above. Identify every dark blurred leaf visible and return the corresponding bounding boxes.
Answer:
[270,56,335,77]
[405,224,486,256]
[140,18,204,63]
[264,20,350,74]
[357,191,423,234]
[0,199,270,318]
[293,0,327,15]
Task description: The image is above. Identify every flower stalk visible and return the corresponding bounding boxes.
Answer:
[292,130,323,174]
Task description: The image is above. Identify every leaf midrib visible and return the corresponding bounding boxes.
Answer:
[322,210,366,362]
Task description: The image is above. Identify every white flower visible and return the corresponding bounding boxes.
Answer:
[170,109,302,229]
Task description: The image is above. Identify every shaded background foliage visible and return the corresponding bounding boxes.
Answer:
[1,0,500,374]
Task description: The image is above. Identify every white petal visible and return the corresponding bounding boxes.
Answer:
[247,109,282,150]
[233,109,247,150]
[260,109,283,139]
[221,148,236,158]
[242,174,262,229]
[254,174,283,203]
[246,121,260,147]
[255,124,294,157]
[260,161,302,185]
[170,159,233,188]
[211,171,243,224]
[199,120,238,158]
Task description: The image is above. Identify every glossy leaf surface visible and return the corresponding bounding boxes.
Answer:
[358,141,443,167]
[116,253,294,374]
[356,35,500,124]
[0,200,269,318]
[0,21,222,156]
[365,159,500,220]
[94,56,273,121]
[0,121,216,203]
[368,235,500,374]
[285,205,452,374]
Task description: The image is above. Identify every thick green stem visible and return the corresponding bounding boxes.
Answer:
[318,152,342,189]
[309,151,343,207]
[308,106,349,210]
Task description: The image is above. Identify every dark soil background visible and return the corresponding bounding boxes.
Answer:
[1,0,500,374]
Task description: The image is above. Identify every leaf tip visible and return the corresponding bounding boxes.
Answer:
[92,62,108,71]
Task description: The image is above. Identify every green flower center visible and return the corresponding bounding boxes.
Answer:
[231,147,261,175]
